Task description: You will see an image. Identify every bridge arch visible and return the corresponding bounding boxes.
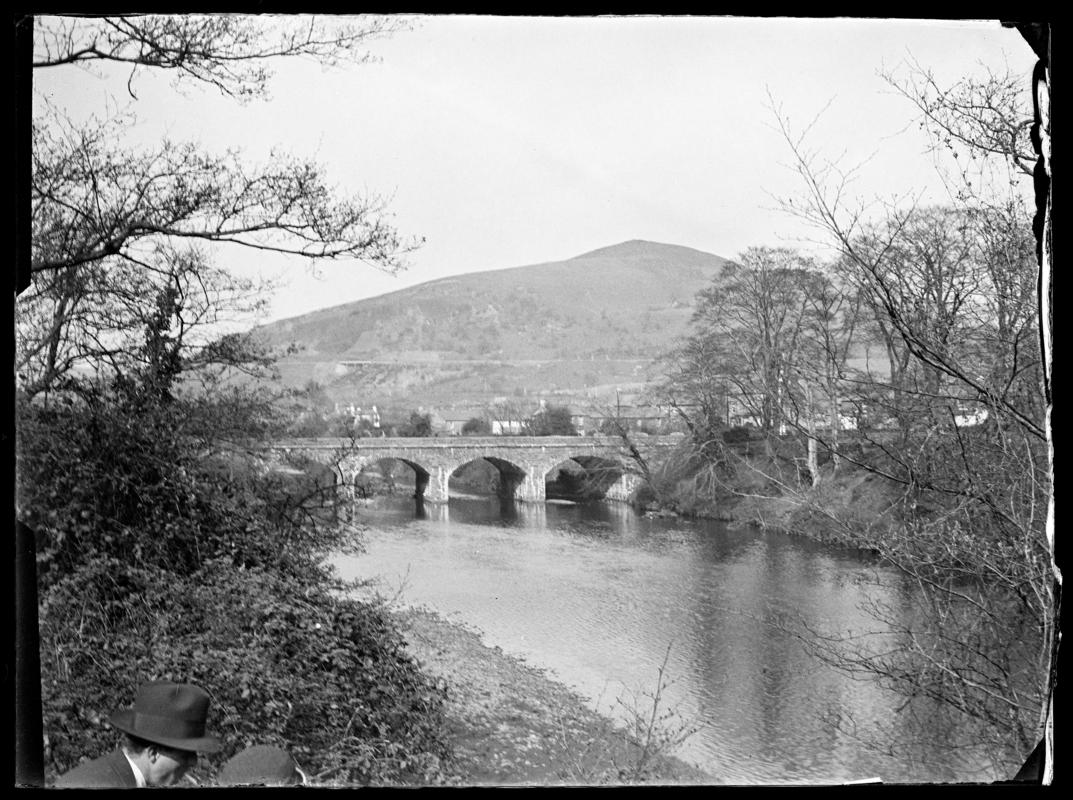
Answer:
[547,454,632,501]
[423,454,550,503]
[449,456,530,500]
[352,456,432,499]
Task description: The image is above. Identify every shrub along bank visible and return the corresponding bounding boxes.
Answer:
[17,381,453,786]
[635,433,904,543]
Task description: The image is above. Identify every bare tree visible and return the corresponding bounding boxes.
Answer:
[23,15,419,398]
[880,58,1036,181]
[761,70,1051,775]
[772,105,1043,442]
[33,14,407,101]
[30,110,413,278]
[16,243,280,398]
[657,334,732,451]
[674,247,816,437]
[794,265,865,474]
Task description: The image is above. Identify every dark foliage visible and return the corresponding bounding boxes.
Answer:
[720,426,754,444]
[525,404,577,436]
[18,378,452,786]
[397,411,433,437]
[461,416,491,435]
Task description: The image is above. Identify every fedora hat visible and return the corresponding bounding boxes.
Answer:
[218,745,303,786]
[110,681,222,753]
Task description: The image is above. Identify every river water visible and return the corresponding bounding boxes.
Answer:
[332,495,1002,784]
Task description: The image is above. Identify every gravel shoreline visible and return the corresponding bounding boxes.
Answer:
[391,605,718,786]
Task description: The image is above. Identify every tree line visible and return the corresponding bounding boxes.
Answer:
[649,60,1050,777]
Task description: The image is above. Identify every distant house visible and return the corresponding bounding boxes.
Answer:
[492,418,526,435]
[574,403,673,435]
[335,402,381,430]
[438,406,490,435]
[490,400,541,435]
[954,406,989,427]
[604,405,664,433]
[356,405,381,429]
[434,402,543,435]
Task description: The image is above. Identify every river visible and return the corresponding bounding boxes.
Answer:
[332,494,1004,784]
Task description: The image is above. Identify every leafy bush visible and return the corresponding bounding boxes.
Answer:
[397,411,433,437]
[721,426,753,444]
[288,409,331,438]
[525,404,577,436]
[461,416,491,435]
[39,557,450,785]
[19,389,313,581]
[18,382,453,786]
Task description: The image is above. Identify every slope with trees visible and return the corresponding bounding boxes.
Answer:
[247,239,730,408]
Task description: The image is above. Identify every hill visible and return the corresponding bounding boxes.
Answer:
[251,240,731,410]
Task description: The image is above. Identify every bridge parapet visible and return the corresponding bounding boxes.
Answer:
[265,435,682,503]
[270,434,682,450]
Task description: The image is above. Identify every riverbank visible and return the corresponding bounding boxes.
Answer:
[390,605,717,786]
[644,442,901,547]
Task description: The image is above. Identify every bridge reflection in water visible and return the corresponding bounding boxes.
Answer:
[268,435,680,504]
[410,495,578,528]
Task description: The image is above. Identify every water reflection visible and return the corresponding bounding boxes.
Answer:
[336,495,1001,784]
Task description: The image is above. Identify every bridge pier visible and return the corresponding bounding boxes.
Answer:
[605,473,642,503]
[420,465,451,503]
[517,468,547,503]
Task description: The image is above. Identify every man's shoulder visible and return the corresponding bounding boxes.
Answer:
[54,749,137,789]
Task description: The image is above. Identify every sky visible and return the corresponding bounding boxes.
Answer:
[32,15,1038,326]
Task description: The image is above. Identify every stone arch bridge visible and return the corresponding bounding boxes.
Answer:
[266,435,681,503]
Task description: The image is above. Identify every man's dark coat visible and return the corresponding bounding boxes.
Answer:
[54,749,138,789]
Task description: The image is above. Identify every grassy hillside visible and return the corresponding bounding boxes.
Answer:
[252,240,730,406]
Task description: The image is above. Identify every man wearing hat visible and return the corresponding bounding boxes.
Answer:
[54,681,222,788]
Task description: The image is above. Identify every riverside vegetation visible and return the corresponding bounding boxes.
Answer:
[619,57,1054,779]
[17,367,454,785]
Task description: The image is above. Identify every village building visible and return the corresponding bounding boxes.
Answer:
[334,402,382,430]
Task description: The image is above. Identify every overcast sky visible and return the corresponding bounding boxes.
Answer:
[33,15,1037,325]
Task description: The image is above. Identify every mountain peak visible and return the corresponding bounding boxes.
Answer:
[571,239,710,261]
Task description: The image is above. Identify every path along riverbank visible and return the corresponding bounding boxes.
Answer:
[390,606,717,786]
